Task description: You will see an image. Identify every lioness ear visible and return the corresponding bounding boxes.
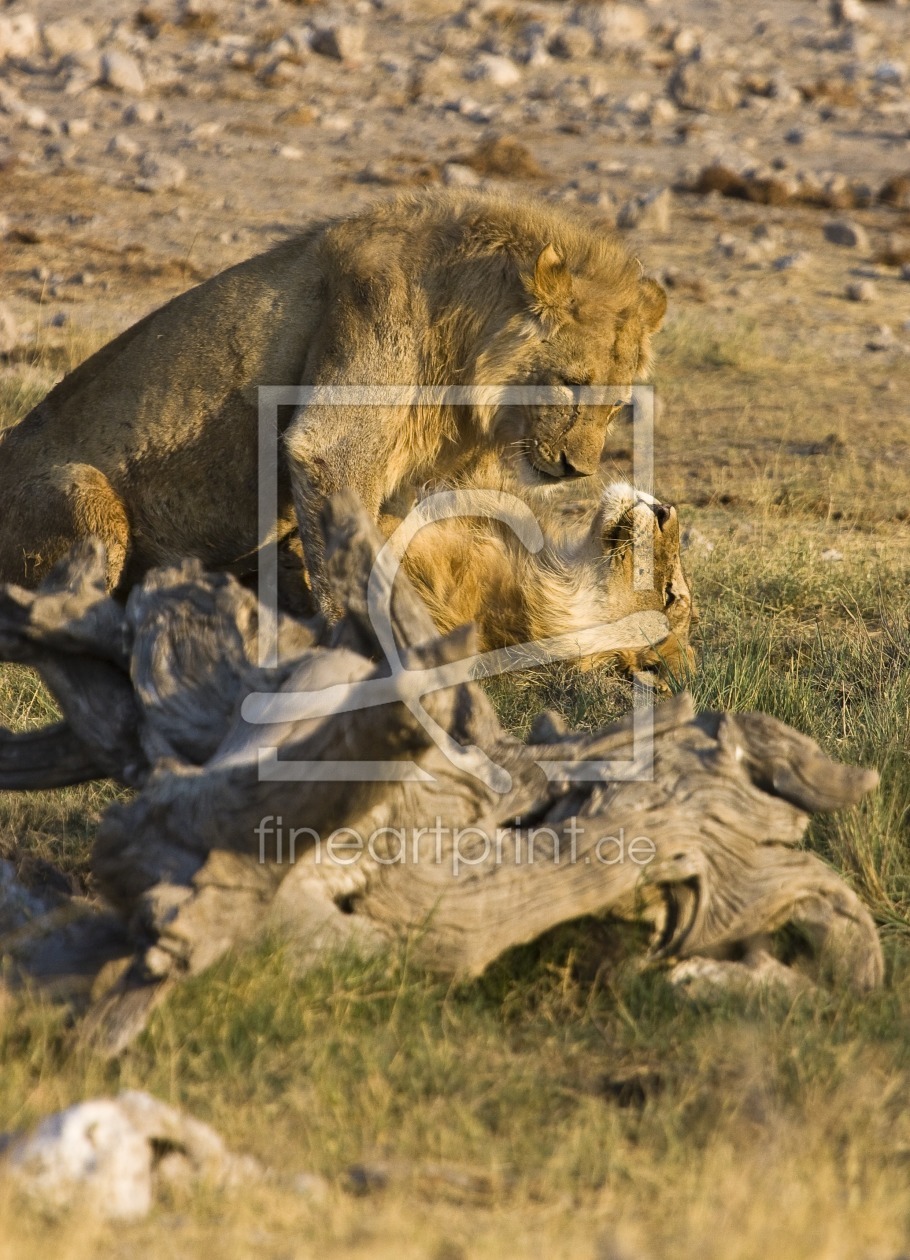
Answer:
[638,276,668,333]
[526,243,573,315]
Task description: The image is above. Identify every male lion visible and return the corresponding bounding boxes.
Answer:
[0,190,666,616]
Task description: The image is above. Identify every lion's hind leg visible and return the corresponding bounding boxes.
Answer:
[0,463,131,590]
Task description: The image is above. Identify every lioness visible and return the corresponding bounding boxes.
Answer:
[387,474,695,681]
[0,190,666,616]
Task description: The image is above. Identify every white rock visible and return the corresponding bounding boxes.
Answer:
[310,23,365,61]
[830,0,868,26]
[669,59,741,112]
[470,53,522,87]
[0,13,40,61]
[671,27,700,56]
[274,143,304,160]
[135,154,187,193]
[6,1100,152,1220]
[443,161,482,187]
[42,18,94,59]
[622,90,652,113]
[548,26,596,60]
[617,187,673,234]
[20,106,55,134]
[107,132,141,158]
[595,4,651,46]
[823,219,869,250]
[873,61,907,86]
[123,101,160,125]
[3,1092,269,1222]
[100,51,146,95]
[649,97,677,125]
[64,117,91,138]
[820,548,844,562]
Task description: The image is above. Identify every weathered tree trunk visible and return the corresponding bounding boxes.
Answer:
[0,494,883,1055]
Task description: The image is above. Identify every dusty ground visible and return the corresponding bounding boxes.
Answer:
[0,0,910,1256]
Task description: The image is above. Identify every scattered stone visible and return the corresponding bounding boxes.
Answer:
[669,59,741,112]
[846,279,876,302]
[865,324,894,351]
[107,132,141,159]
[469,54,522,88]
[880,174,910,210]
[135,154,187,193]
[830,0,868,26]
[684,161,879,210]
[873,61,906,87]
[548,26,596,60]
[123,101,160,125]
[773,251,811,271]
[310,23,365,62]
[442,161,482,187]
[671,27,701,57]
[274,143,304,160]
[785,127,806,146]
[0,13,40,61]
[596,4,651,47]
[617,187,673,234]
[100,51,146,96]
[823,219,870,250]
[901,263,910,282]
[42,17,94,59]
[258,57,301,88]
[714,233,766,265]
[20,106,55,134]
[63,117,91,139]
[649,98,677,126]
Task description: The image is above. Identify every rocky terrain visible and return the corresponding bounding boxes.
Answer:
[0,0,907,361]
[1,0,908,544]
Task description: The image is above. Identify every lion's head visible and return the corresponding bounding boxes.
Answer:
[465,210,667,484]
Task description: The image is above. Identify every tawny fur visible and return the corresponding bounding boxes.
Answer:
[382,468,696,682]
[0,190,666,617]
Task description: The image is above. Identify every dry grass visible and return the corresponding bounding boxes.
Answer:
[0,328,909,1258]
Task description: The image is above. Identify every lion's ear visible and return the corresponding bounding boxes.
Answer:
[638,276,668,332]
[525,243,573,316]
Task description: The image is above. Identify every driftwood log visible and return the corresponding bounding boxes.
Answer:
[0,492,883,1054]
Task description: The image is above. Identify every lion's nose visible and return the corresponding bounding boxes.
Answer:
[558,453,587,479]
[559,414,608,477]
[650,502,673,529]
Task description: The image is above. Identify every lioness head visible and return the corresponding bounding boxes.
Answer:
[473,226,667,484]
[527,482,695,681]
[395,471,694,684]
